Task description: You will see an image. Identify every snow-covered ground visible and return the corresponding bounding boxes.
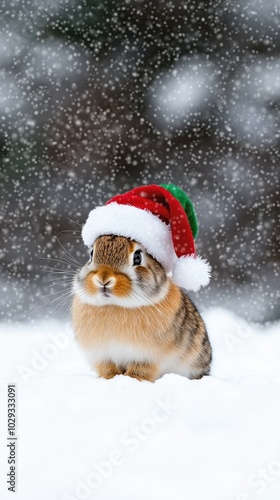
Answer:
[1,308,280,500]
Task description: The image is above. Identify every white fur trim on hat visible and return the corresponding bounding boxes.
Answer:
[172,255,211,292]
[82,203,177,273]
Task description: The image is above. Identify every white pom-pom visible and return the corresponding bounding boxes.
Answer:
[172,255,211,292]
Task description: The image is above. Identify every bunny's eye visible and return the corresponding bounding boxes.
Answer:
[90,249,93,260]
[133,249,142,266]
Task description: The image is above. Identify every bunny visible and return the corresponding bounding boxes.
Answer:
[72,234,212,382]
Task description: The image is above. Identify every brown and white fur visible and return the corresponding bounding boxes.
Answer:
[72,235,212,382]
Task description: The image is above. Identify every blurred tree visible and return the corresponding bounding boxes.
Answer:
[0,0,279,321]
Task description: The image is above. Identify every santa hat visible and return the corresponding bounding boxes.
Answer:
[82,184,211,292]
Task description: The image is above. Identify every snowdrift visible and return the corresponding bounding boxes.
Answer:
[0,308,280,500]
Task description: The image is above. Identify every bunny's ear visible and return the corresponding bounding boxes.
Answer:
[172,255,211,292]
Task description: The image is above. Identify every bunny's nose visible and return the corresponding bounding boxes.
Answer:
[93,275,116,290]
[96,278,112,288]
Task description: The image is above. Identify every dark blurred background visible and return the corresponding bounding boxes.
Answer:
[0,0,279,323]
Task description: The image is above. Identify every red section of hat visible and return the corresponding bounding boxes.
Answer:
[106,184,195,257]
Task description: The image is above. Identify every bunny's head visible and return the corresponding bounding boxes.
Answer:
[79,185,211,294]
[73,235,169,308]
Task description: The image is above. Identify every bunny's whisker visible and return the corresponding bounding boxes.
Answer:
[47,278,74,287]
[40,257,79,269]
[40,287,73,299]
[66,217,82,227]
[42,266,77,275]
[56,237,81,266]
